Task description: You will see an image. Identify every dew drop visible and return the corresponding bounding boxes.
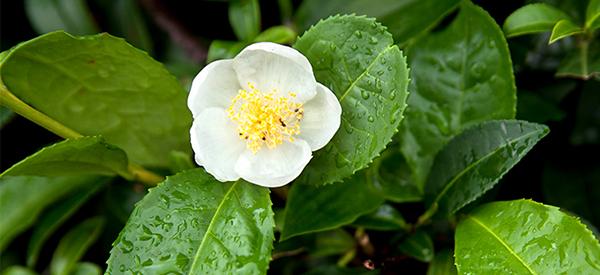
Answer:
[390,89,397,99]
[367,115,375,122]
[344,124,354,134]
[354,30,362,38]
[351,44,358,51]
[369,37,378,44]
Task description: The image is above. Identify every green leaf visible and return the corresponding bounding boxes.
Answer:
[24,0,99,35]
[106,169,274,274]
[0,31,191,167]
[455,199,600,274]
[397,230,434,262]
[370,150,422,203]
[229,0,261,41]
[281,171,384,240]
[71,263,101,275]
[27,184,104,267]
[426,249,456,275]
[168,151,195,174]
[549,19,583,44]
[294,0,460,44]
[516,92,565,123]
[304,265,378,275]
[398,1,516,190]
[1,136,130,179]
[207,40,247,63]
[556,39,600,80]
[1,266,37,275]
[101,0,154,53]
[0,106,15,128]
[503,3,571,37]
[0,175,102,251]
[50,217,105,275]
[352,204,408,231]
[254,26,297,44]
[294,15,409,185]
[273,229,354,259]
[425,120,549,218]
[586,0,600,29]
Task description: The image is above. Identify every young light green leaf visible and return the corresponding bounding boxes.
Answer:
[397,230,434,262]
[71,263,101,275]
[0,31,191,167]
[206,40,247,63]
[254,26,297,44]
[24,0,99,35]
[1,136,130,179]
[586,0,600,29]
[106,169,274,274]
[228,0,261,41]
[0,175,102,251]
[399,1,516,191]
[27,183,104,267]
[425,120,549,218]
[294,0,460,44]
[1,266,37,275]
[294,15,409,185]
[426,249,457,275]
[50,217,104,275]
[281,171,385,240]
[352,204,408,231]
[503,3,571,37]
[549,19,583,44]
[455,199,600,274]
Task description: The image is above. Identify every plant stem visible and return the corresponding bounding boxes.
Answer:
[580,38,589,77]
[0,82,164,186]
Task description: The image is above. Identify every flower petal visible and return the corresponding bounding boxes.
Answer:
[190,108,246,181]
[298,83,342,151]
[188,60,241,118]
[235,139,312,187]
[232,42,317,103]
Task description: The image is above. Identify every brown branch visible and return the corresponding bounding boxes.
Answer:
[139,0,207,63]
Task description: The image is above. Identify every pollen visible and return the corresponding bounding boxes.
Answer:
[227,83,304,153]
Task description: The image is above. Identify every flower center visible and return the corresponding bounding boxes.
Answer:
[227,83,304,153]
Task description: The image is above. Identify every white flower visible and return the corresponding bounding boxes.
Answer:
[188,42,342,188]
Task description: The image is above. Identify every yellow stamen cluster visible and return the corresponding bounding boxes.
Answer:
[227,83,304,153]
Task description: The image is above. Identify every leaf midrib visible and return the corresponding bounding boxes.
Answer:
[466,215,537,274]
[430,128,544,211]
[338,45,394,101]
[188,181,239,273]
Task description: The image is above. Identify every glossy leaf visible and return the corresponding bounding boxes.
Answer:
[0,175,102,251]
[229,0,261,41]
[370,150,422,203]
[294,15,409,185]
[0,31,191,167]
[455,199,600,273]
[106,169,274,274]
[549,19,583,44]
[426,249,456,275]
[425,120,549,217]
[27,183,104,267]
[399,1,516,190]
[24,0,99,35]
[281,171,384,240]
[1,136,130,179]
[503,3,570,37]
[71,263,101,275]
[352,204,408,231]
[294,0,460,44]
[397,230,434,262]
[587,0,600,29]
[273,229,354,259]
[50,217,104,275]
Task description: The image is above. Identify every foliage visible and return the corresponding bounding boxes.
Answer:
[1,0,599,274]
